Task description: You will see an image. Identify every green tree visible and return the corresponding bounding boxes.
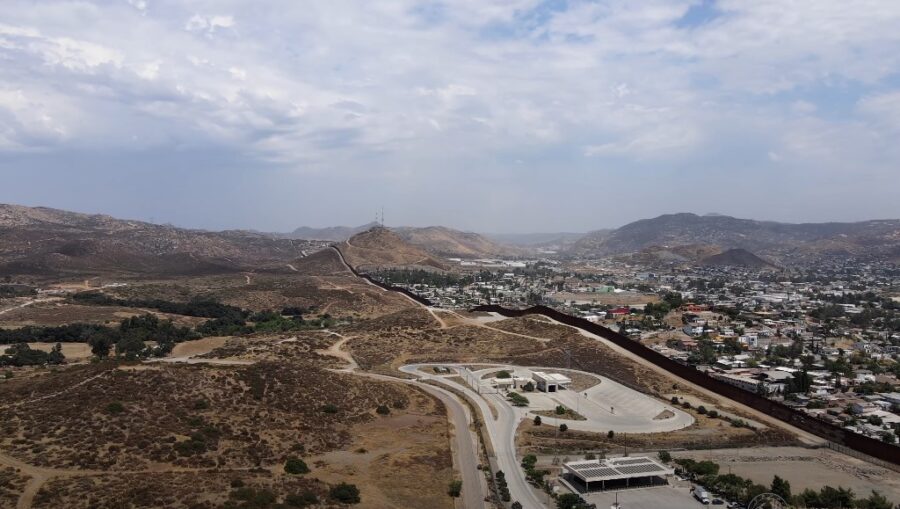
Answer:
[771,475,792,501]
[658,450,672,463]
[857,491,893,509]
[533,415,542,426]
[559,423,568,432]
[329,483,361,504]
[447,480,462,498]
[284,457,310,475]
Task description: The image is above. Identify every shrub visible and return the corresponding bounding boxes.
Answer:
[708,410,719,418]
[230,479,244,488]
[285,491,318,507]
[329,483,361,504]
[671,396,679,404]
[106,402,125,414]
[658,450,672,463]
[533,415,542,426]
[522,381,535,392]
[448,480,462,497]
[321,404,338,414]
[512,503,523,509]
[376,404,390,415]
[559,423,568,432]
[697,405,708,415]
[607,430,615,439]
[193,399,209,410]
[496,370,512,379]
[681,401,692,409]
[284,457,310,475]
[555,405,566,415]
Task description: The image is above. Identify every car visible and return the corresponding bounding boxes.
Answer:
[712,499,724,505]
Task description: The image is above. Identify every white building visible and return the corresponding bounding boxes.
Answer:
[532,371,572,393]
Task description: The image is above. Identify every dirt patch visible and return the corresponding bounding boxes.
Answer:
[28,342,93,361]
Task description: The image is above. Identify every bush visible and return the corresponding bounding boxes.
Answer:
[708,410,719,418]
[106,402,125,414]
[193,399,210,410]
[448,480,462,497]
[512,503,523,509]
[321,404,339,414]
[607,430,614,439]
[230,479,244,488]
[697,405,708,415]
[376,404,390,415]
[285,491,318,507]
[671,396,679,404]
[522,381,535,392]
[559,423,568,432]
[555,405,567,415]
[508,392,529,407]
[658,450,672,463]
[533,415,542,426]
[284,457,310,475]
[496,370,512,379]
[329,483,361,504]
[681,401,692,409]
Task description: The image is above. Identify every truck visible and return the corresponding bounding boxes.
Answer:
[693,488,711,505]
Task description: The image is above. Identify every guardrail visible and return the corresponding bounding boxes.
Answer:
[471,304,900,467]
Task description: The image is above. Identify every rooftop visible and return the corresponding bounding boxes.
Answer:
[563,456,674,482]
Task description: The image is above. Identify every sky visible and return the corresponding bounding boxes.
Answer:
[1,0,899,233]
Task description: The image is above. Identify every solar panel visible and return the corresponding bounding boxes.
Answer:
[618,464,664,475]
[613,458,649,466]
[578,468,619,478]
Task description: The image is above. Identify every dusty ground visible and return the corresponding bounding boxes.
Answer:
[672,447,900,503]
[0,302,205,328]
[310,396,454,509]
[26,343,93,362]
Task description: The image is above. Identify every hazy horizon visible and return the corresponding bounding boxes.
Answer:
[2,1,900,232]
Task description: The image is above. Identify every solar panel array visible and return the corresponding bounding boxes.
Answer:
[617,464,664,475]
[566,457,672,481]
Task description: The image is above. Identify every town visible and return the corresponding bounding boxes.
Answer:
[372,257,900,447]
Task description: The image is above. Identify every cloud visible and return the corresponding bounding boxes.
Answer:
[0,0,898,229]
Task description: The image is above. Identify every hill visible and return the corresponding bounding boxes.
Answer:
[338,227,448,271]
[393,226,523,258]
[700,248,778,269]
[288,222,379,241]
[0,204,326,277]
[570,213,900,263]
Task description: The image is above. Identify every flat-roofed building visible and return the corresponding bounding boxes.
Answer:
[532,371,572,392]
[561,456,674,493]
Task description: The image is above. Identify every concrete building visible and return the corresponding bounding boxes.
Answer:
[532,371,572,392]
[562,457,674,493]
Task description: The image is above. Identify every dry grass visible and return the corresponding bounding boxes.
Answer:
[0,466,28,509]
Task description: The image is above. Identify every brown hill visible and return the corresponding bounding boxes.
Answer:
[338,227,448,271]
[393,226,523,258]
[570,213,900,263]
[0,204,327,278]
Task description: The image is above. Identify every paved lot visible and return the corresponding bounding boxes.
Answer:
[582,485,705,509]
[472,365,694,434]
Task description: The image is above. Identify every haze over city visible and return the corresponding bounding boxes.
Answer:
[2,0,900,232]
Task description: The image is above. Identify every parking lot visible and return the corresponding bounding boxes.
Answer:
[582,485,707,509]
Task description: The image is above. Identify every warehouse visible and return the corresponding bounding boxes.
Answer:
[561,456,674,493]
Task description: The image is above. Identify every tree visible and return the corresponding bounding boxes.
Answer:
[522,381,535,392]
[857,491,893,509]
[556,493,588,509]
[376,404,390,415]
[559,423,568,432]
[658,450,672,463]
[607,430,614,439]
[496,370,511,379]
[511,503,523,509]
[533,415,542,426]
[47,343,65,364]
[89,333,113,358]
[771,475,792,501]
[447,480,462,498]
[284,457,310,475]
[329,483,361,504]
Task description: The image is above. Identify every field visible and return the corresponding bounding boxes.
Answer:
[672,447,900,503]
